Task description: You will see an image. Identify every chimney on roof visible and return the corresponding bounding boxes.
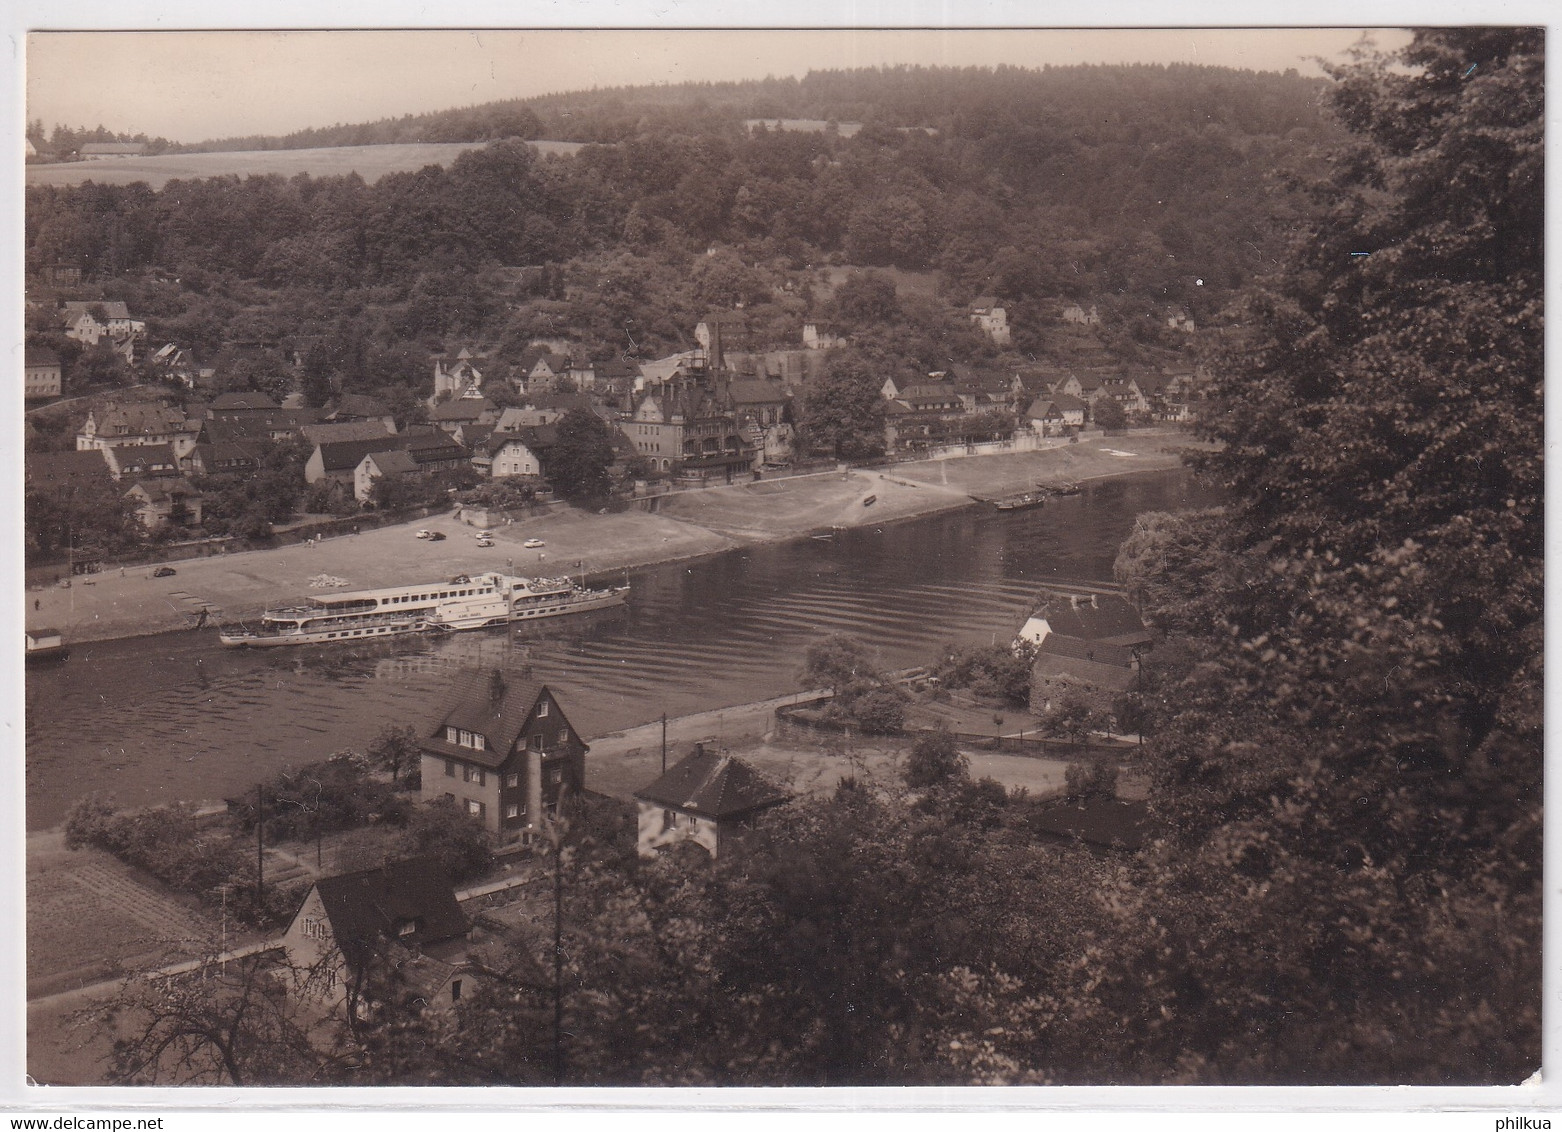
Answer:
[488,668,506,702]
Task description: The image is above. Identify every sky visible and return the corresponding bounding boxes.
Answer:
[24,26,1420,145]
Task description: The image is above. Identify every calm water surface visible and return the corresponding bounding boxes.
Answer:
[26,470,1219,829]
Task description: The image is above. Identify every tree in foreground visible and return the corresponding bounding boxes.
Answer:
[1119,28,1542,1083]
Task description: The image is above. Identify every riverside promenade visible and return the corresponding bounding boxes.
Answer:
[27,430,1194,647]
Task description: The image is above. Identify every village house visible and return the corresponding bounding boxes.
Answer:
[430,347,486,404]
[183,440,265,477]
[633,745,791,859]
[282,857,473,1013]
[354,449,422,503]
[429,397,501,435]
[102,442,180,481]
[76,402,188,452]
[802,319,844,350]
[968,297,1012,346]
[476,432,544,480]
[419,670,588,841]
[299,419,399,447]
[1061,302,1101,325]
[1019,594,1155,716]
[61,300,146,361]
[511,346,573,396]
[24,346,62,399]
[25,449,115,499]
[324,393,396,427]
[124,477,204,531]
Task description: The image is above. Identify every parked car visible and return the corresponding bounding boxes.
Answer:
[426,531,446,542]
[476,538,495,548]
[415,529,431,539]
[475,529,494,538]
[523,538,545,549]
[152,566,177,577]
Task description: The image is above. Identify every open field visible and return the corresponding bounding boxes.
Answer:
[25,140,588,190]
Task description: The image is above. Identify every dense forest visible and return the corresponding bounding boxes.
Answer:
[26,63,1335,407]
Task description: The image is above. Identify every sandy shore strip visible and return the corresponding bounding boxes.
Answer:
[26,429,1197,647]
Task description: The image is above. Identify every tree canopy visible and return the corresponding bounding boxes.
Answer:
[1119,28,1543,1082]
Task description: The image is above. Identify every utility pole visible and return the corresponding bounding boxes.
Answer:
[255,784,264,910]
[661,712,667,774]
[552,836,563,1087]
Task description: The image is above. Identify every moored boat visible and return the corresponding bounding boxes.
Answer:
[993,492,1046,512]
[217,571,628,647]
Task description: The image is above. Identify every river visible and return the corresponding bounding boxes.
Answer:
[25,469,1219,830]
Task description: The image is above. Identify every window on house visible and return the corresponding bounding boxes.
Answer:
[506,773,520,789]
[473,735,485,751]
[531,734,544,750]
[537,701,549,717]
[451,979,462,1003]
[397,919,417,938]
[445,726,458,743]
[506,804,519,819]
[474,769,485,787]
[662,809,678,832]
[467,799,481,816]
[559,727,569,743]
[444,760,455,777]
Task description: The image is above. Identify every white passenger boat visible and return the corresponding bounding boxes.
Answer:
[217,571,628,647]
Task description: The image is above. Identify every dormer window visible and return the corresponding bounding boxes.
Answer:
[445,725,458,744]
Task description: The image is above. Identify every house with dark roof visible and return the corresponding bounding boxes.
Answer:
[76,401,188,451]
[25,449,114,498]
[184,440,265,477]
[419,670,588,840]
[324,393,395,426]
[1018,593,1154,714]
[299,419,398,447]
[354,448,421,503]
[102,442,179,482]
[633,746,791,859]
[429,398,499,433]
[305,435,406,485]
[282,857,472,1012]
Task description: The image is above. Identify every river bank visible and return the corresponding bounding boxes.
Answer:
[27,430,1197,648]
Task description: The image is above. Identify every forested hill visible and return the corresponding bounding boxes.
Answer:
[178,63,1332,153]
[27,62,1338,397]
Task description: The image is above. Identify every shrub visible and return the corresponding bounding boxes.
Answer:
[1064,760,1119,802]
[399,798,495,882]
[903,728,968,789]
[852,688,906,735]
[934,643,1034,707]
